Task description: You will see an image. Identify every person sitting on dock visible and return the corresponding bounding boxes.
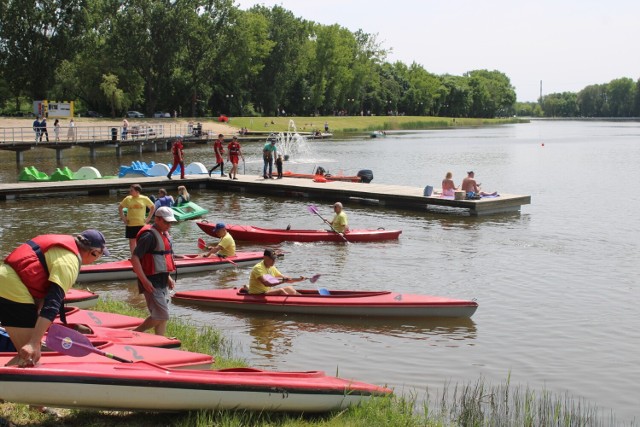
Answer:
[201,223,236,258]
[326,202,349,233]
[247,249,300,296]
[0,229,109,366]
[461,171,497,197]
[154,188,174,209]
[175,185,190,206]
[441,171,458,197]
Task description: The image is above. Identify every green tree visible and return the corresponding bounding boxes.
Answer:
[250,5,311,115]
[465,70,516,118]
[606,77,636,117]
[100,74,125,118]
[0,0,86,100]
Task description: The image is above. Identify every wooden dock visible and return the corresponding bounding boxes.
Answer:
[0,175,530,216]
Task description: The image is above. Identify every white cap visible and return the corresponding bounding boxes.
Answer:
[155,206,177,222]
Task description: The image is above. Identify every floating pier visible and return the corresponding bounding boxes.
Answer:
[0,175,530,216]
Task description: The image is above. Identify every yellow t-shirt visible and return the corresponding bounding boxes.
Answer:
[248,261,282,294]
[217,233,236,257]
[331,211,348,233]
[0,247,81,303]
[120,195,154,226]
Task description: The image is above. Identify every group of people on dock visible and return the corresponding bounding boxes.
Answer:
[32,117,76,143]
[440,171,497,199]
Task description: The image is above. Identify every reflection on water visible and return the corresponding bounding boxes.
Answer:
[2,121,640,421]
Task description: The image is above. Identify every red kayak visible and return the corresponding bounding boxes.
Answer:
[78,252,263,283]
[197,222,402,243]
[55,307,144,330]
[61,323,181,348]
[173,288,478,318]
[0,342,212,370]
[0,361,390,412]
[282,171,362,182]
[64,289,99,309]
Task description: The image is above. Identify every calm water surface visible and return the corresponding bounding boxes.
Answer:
[0,120,638,423]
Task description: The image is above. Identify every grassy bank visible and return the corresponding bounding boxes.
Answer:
[218,115,527,134]
[0,299,627,426]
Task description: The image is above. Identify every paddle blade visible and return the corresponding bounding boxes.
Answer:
[197,238,207,250]
[45,324,96,357]
[318,288,331,296]
[46,324,132,363]
[307,204,319,215]
[309,274,321,284]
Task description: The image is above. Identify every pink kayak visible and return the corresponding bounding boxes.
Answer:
[0,342,212,370]
[173,288,478,318]
[0,361,391,412]
[64,288,99,309]
[197,222,402,243]
[55,307,144,330]
[78,252,263,282]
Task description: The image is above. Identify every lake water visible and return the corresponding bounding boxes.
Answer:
[0,120,638,423]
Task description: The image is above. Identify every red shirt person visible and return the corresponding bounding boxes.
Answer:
[227,136,243,180]
[167,136,185,179]
[208,134,226,177]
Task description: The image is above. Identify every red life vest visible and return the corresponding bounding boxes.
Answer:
[136,225,176,275]
[213,140,224,154]
[171,141,183,156]
[228,142,240,155]
[4,235,79,299]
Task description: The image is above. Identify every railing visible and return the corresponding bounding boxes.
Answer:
[0,123,209,144]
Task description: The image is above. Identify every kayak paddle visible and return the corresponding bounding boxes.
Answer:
[262,274,328,294]
[45,323,133,363]
[307,204,349,243]
[197,238,238,266]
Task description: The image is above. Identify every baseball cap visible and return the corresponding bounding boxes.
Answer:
[155,206,177,222]
[214,223,226,231]
[263,249,277,260]
[176,134,183,139]
[79,229,110,256]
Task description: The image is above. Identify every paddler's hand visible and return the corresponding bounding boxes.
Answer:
[18,342,40,367]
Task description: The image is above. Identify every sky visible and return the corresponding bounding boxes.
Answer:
[237,0,640,102]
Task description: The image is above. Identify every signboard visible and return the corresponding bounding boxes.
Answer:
[33,100,74,118]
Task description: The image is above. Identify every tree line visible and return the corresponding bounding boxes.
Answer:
[0,0,519,119]
[1,1,637,119]
[516,77,640,118]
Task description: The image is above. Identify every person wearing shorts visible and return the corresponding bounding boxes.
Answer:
[131,207,177,336]
[0,230,109,366]
[119,184,155,256]
[227,136,243,180]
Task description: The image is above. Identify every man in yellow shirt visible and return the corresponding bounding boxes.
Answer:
[118,184,155,255]
[0,230,109,366]
[202,223,236,258]
[328,202,349,233]
[248,249,300,295]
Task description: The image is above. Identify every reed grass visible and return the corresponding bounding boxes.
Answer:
[0,301,632,426]
[226,115,526,134]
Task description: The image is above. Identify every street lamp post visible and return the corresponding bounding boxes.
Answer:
[225,94,234,116]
